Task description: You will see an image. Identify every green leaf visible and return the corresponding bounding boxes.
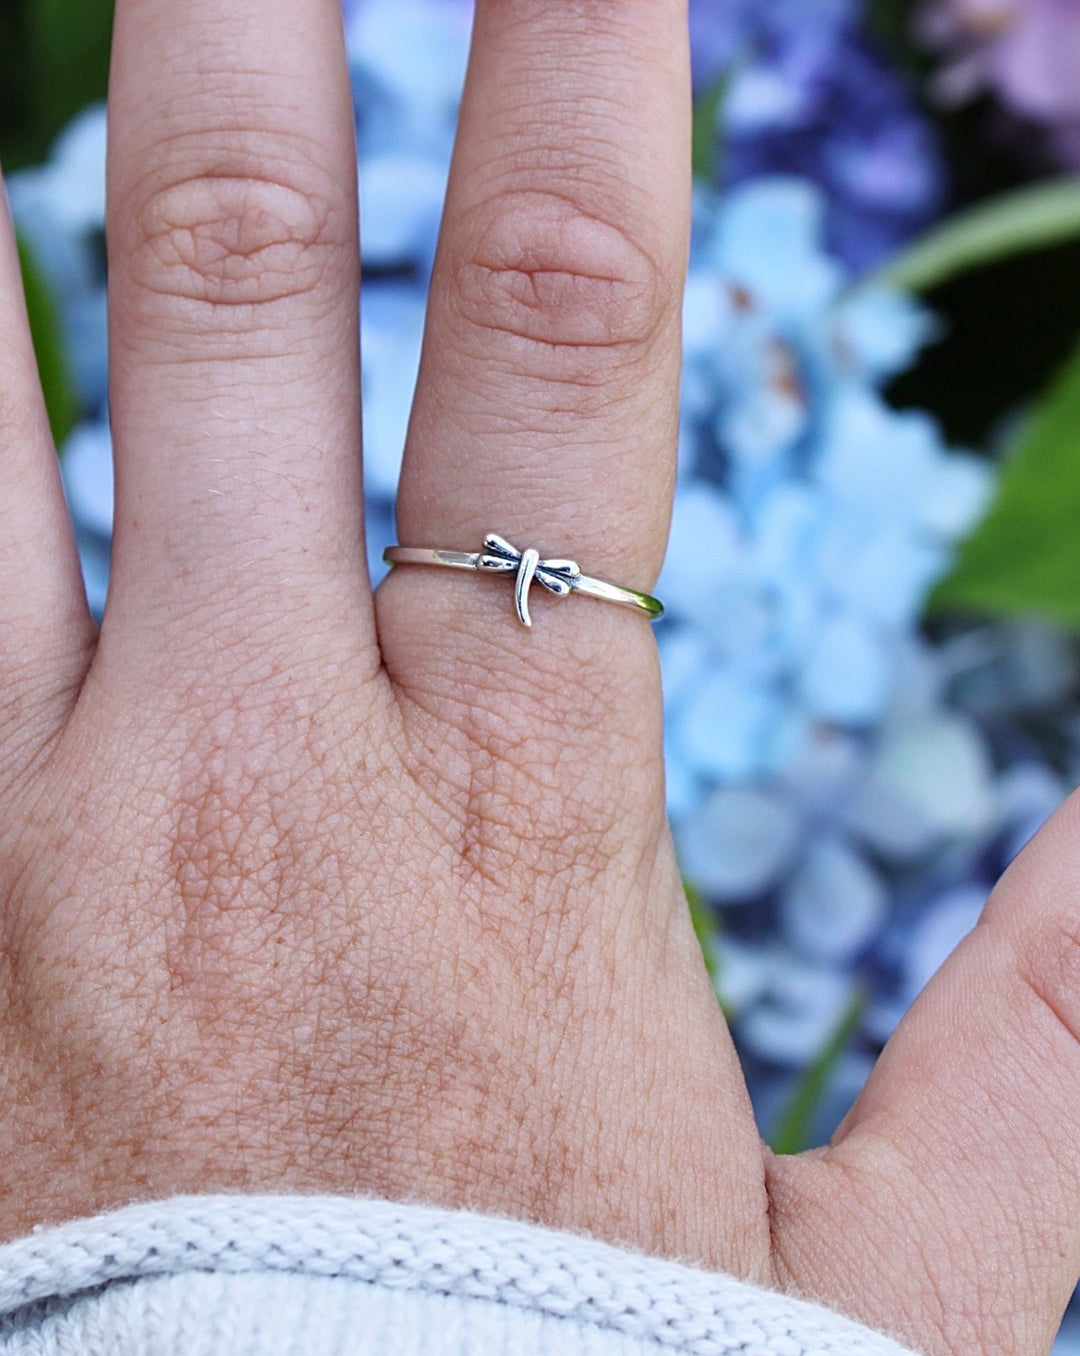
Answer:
[862,0,915,60]
[769,985,865,1156]
[875,178,1080,294]
[691,74,728,185]
[931,334,1080,628]
[684,880,719,985]
[28,0,114,157]
[16,232,77,448]
[0,5,35,169]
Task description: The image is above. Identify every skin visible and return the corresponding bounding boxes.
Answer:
[0,0,1077,1350]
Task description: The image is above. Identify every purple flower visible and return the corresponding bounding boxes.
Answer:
[919,0,1080,165]
[690,0,947,270]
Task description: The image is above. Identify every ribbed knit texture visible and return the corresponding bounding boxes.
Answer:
[0,1195,923,1354]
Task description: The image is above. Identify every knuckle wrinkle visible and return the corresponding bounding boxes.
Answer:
[452,191,671,365]
[130,172,340,312]
[1014,913,1080,1051]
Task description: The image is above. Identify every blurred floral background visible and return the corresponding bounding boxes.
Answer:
[6,0,1080,1344]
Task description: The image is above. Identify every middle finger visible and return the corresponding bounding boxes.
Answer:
[103,0,374,670]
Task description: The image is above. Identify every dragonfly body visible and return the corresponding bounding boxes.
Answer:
[476,533,581,627]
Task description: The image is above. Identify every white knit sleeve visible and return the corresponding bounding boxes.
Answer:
[0,1195,922,1355]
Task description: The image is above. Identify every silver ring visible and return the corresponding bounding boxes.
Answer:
[383,532,664,629]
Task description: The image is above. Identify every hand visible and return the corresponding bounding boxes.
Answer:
[0,1,1077,1351]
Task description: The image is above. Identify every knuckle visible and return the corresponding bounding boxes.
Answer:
[126,162,345,316]
[1010,910,1080,1049]
[449,190,674,390]
[396,692,630,919]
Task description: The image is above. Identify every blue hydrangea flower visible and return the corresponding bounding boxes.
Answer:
[656,177,1063,1091]
[6,105,108,412]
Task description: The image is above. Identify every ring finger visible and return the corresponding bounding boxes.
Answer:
[379,0,691,720]
[372,3,769,1274]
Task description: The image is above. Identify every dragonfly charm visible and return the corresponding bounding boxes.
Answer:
[476,533,581,628]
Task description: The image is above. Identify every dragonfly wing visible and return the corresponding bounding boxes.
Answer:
[482,533,519,561]
[536,572,574,596]
[535,559,581,595]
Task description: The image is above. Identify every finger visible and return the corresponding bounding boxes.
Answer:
[103,0,373,667]
[0,172,94,755]
[380,0,689,696]
[370,6,776,1271]
[765,797,1080,1355]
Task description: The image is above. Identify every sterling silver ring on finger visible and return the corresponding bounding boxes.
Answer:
[383,532,664,629]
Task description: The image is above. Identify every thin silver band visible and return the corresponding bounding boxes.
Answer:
[383,534,663,629]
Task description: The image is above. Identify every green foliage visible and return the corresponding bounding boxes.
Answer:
[691,74,728,186]
[0,0,114,170]
[769,986,865,1155]
[684,880,719,985]
[16,231,76,447]
[877,178,1080,294]
[0,6,33,166]
[30,0,114,147]
[863,0,917,63]
[931,334,1080,628]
